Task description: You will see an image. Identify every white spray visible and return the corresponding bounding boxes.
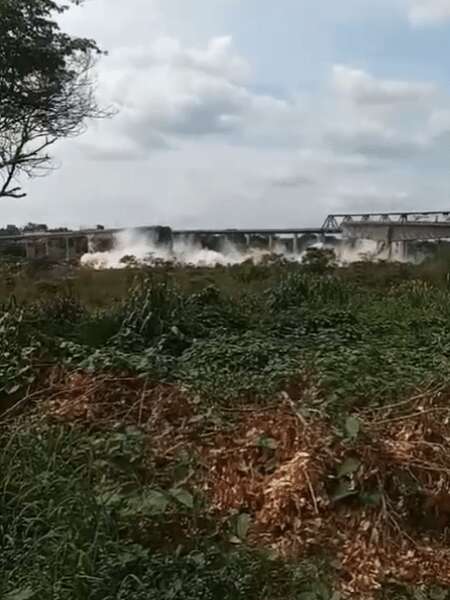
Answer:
[80,229,423,269]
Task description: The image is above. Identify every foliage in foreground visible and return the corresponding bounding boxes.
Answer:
[0,422,335,600]
[3,263,450,597]
[3,270,450,411]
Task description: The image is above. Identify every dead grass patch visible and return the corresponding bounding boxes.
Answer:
[35,372,450,597]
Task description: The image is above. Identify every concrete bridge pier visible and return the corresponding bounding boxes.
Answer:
[293,234,299,254]
[87,235,95,253]
[397,240,408,260]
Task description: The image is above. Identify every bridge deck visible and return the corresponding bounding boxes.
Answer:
[3,210,450,245]
[342,221,450,242]
[0,226,339,243]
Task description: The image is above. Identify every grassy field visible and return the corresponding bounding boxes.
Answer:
[3,252,450,598]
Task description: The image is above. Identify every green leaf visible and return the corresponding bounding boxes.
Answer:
[5,588,35,600]
[170,488,194,509]
[337,457,361,478]
[359,491,383,507]
[300,582,331,600]
[345,416,360,440]
[413,589,427,600]
[236,513,251,540]
[257,435,278,450]
[96,491,125,509]
[229,535,242,545]
[330,479,358,503]
[6,384,20,395]
[429,586,448,600]
[107,456,136,474]
[143,490,170,513]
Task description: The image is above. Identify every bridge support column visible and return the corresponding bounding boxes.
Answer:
[44,239,49,257]
[87,235,96,253]
[399,241,408,260]
[293,234,299,254]
[25,242,32,260]
[65,237,70,260]
[268,235,274,251]
[387,225,393,261]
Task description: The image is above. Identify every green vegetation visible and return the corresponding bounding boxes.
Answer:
[3,262,450,409]
[0,422,333,600]
[2,256,450,598]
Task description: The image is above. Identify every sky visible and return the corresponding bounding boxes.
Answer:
[5,0,450,228]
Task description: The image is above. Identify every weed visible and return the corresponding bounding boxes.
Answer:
[3,261,450,597]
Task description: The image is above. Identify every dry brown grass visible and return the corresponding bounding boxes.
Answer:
[34,370,450,597]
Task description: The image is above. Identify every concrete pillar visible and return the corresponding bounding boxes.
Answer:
[400,241,407,260]
[44,239,49,257]
[387,225,393,261]
[245,234,250,248]
[87,235,95,253]
[25,242,32,259]
[293,234,299,254]
[65,237,70,260]
[268,235,274,251]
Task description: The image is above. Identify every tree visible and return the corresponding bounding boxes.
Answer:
[301,247,337,275]
[0,0,109,198]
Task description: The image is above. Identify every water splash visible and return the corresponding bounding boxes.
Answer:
[81,229,422,269]
[81,229,287,268]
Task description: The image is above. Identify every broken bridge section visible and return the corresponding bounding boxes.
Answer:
[325,211,450,243]
[342,221,450,243]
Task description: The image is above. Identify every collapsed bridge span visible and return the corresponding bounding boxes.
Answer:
[324,211,450,258]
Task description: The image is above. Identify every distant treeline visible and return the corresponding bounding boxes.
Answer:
[0,223,105,236]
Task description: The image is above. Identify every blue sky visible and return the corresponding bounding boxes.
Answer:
[5,0,450,228]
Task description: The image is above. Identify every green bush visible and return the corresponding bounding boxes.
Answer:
[0,423,334,600]
[176,332,302,400]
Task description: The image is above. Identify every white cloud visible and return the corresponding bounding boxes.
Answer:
[11,2,450,229]
[429,109,450,135]
[269,172,314,189]
[20,55,448,228]
[336,187,411,212]
[89,35,303,156]
[327,120,426,159]
[325,65,441,162]
[114,36,250,83]
[332,65,436,106]
[408,0,450,24]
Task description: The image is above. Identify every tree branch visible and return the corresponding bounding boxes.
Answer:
[0,0,112,199]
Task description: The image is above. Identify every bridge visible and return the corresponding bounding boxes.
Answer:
[1,210,450,260]
[0,225,340,259]
[0,225,337,242]
[323,211,450,242]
